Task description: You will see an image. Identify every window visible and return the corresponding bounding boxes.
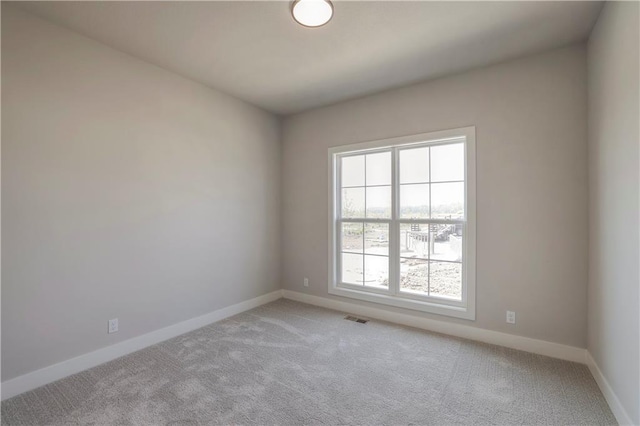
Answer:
[328,127,476,320]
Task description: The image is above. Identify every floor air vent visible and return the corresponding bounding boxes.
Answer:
[344,315,369,324]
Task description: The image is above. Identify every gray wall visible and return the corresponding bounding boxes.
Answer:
[587,2,640,423]
[1,6,281,381]
[282,45,589,348]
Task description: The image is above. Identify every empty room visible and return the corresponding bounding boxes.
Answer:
[1,1,639,425]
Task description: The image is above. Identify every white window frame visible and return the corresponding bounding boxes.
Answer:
[328,126,476,320]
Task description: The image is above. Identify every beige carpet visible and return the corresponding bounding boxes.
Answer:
[1,299,616,425]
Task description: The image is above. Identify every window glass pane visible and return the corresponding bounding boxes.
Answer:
[364,255,388,288]
[429,261,462,300]
[341,223,363,253]
[335,137,469,309]
[430,143,464,182]
[365,223,388,256]
[430,224,463,262]
[341,253,363,285]
[400,184,429,218]
[366,152,391,186]
[430,182,464,219]
[400,258,428,295]
[341,187,365,218]
[399,147,429,184]
[400,223,429,259]
[366,186,391,218]
[341,155,365,187]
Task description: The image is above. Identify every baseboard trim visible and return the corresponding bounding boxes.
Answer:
[282,290,586,364]
[1,289,284,401]
[586,351,634,425]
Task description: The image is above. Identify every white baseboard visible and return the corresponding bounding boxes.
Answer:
[282,290,587,364]
[586,351,635,425]
[6,288,627,423]
[1,290,284,401]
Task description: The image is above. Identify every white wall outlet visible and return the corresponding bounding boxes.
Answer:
[108,318,119,334]
[303,277,309,287]
[506,311,516,324]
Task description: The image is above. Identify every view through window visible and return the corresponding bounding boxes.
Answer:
[329,128,475,319]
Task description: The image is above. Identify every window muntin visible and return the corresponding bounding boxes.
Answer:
[329,128,475,320]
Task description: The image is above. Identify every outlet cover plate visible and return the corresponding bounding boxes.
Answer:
[108,318,119,334]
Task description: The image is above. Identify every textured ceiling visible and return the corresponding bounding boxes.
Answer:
[14,1,603,115]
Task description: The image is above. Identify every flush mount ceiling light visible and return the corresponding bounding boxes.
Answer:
[292,0,333,28]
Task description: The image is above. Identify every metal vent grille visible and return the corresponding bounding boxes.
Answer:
[344,315,369,324]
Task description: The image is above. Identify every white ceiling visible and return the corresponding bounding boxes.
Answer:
[15,1,603,115]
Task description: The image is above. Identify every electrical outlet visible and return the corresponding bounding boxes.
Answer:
[108,318,119,334]
[506,311,516,324]
[303,277,309,287]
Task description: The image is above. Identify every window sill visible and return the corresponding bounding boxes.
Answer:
[329,285,476,320]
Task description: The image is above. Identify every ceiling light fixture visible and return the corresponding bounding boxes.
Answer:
[292,0,333,28]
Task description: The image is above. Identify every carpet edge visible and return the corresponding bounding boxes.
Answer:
[1,289,284,401]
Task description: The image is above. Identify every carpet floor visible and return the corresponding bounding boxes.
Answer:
[1,299,616,425]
